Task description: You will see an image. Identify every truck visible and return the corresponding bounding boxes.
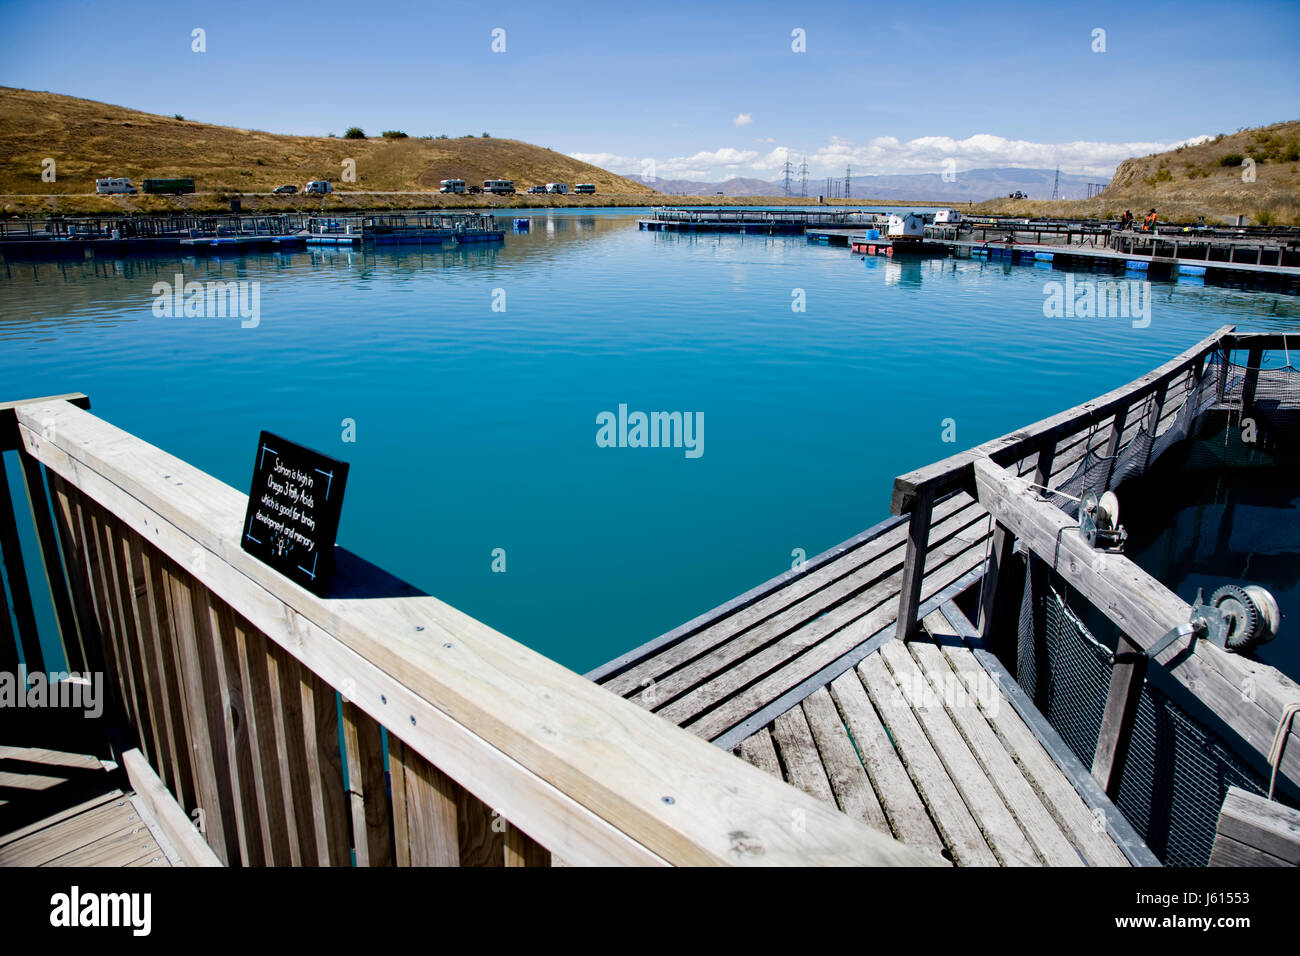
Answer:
[483,179,516,195]
[142,178,196,195]
[95,177,137,195]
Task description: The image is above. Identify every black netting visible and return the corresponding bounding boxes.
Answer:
[1014,561,1272,866]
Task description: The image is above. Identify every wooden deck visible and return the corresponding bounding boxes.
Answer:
[587,334,1240,866]
[0,746,172,867]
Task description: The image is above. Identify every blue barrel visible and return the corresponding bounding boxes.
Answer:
[1178,264,1207,276]
[1125,260,1149,271]
[1034,252,1054,261]
[866,228,880,240]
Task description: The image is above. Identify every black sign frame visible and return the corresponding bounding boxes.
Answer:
[239,430,349,597]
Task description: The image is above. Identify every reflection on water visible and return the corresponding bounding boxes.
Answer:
[2,210,1298,671]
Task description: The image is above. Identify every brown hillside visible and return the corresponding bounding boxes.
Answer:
[0,87,655,213]
[973,119,1300,225]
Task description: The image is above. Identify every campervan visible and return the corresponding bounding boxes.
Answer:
[95,177,137,195]
[439,179,467,194]
[545,183,569,195]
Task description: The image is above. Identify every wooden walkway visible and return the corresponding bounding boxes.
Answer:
[0,746,172,866]
[587,348,1207,866]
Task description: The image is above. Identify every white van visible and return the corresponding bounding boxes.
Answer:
[439,179,467,194]
[305,180,333,195]
[545,183,569,195]
[96,177,137,195]
[483,179,516,195]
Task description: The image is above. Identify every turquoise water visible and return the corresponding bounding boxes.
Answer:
[2,209,1297,673]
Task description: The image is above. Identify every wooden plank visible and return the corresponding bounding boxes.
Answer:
[1208,833,1294,867]
[800,687,890,833]
[858,651,997,866]
[1212,786,1300,866]
[1091,635,1147,797]
[910,617,1083,866]
[205,600,267,865]
[935,602,1148,867]
[601,494,976,698]
[879,639,1039,866]
[131,532,196,813]
[342,700,393,867]
[233,627,295,865]
[679,541,989,741]
[642,499,987,718]
[736,730,782,778]
[770,706,835,805]
[505,823,551,867]
[0,789,124,848]
[392,736,459,866]
[16,401,935,867]
[976,522,1018,654]
[456,787,505,866]
[46,473,106,677]
[121,748,222,867]
[299,662,352,866]
[163,564,235,864]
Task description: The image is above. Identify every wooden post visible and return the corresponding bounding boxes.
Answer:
[1241,345,1264,413]
[1143,381,1168,470]
[1102,405,1129,487]
[1091,635,1147,797]
[893,486,934,641]
[977,522,1023,664]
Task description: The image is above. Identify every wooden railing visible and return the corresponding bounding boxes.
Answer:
[888,325,1300,800]
[1,397,933,867]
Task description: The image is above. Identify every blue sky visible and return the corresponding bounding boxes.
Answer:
[2,0,1297,182]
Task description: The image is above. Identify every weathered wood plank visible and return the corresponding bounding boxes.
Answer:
[770,706,836,805]
[736,730,782,778]
[121,747,222,867]
[1211,786,1300,866]
[800,687,890,833]
[858,653,996,865]
[879,639,1040,866]
[910,618,1082,866]
[1091,635,1147,797]
[342,700,393,867]
[392,736,459,866]
[504,823,552,867]
[894,487,935,640]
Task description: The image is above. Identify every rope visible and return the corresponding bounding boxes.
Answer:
[1267,701,1300,801]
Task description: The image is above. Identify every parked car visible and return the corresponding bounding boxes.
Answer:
[467,185,484,194]
[95,177,137,195]
[305,180,333,195]
[527,185,547,195]
[272,184,298,194]
[439,179,467,194]
[574,184,596,194]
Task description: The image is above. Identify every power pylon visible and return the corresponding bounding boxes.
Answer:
[799,155,808,197]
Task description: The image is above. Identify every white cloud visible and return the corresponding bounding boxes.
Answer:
[733,113,753,127]
[572,131,1208,185]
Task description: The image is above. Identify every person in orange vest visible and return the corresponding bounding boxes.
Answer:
[1142,209,1157,232]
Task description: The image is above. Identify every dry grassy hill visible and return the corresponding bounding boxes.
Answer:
[0,87,656,213]
[973,119,1300,225]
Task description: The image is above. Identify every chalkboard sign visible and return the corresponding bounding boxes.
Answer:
[240,431,349,597]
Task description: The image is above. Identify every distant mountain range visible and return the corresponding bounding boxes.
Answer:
[631,167,1108,201]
